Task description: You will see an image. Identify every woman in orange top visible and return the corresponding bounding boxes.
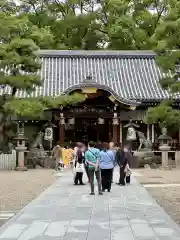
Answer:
[62,146,73,167]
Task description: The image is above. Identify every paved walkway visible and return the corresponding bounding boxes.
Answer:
[0,170,180,240]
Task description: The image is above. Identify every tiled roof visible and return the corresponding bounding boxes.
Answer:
[0,50,174,104]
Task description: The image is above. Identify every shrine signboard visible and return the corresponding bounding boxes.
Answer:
[81,88,97,94]
[63,106,113,118]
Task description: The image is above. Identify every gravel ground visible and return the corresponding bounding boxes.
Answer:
[135,168,180,226]
[135,168,180,184]
[147,187,180,225]
[0,168,56,212]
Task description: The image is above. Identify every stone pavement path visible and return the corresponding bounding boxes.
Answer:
[0,170,180,240]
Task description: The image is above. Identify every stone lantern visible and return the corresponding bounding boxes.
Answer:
[158,127,172,169]
[14,122,28,171]
[158,127,171,151]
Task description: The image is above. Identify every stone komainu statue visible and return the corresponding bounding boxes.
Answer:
[137,131,152,151]
[28,131,48,168]
[133,131,154,168]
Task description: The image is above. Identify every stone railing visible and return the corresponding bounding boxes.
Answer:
[0,150,16,170]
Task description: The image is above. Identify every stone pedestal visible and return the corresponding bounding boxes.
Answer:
[175,151,180,168]
[158,128,172,170]
[161,151,170,170]
[160,144,171,170]
[15,146,27,171]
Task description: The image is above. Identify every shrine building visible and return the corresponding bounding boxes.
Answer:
[7,50,180,149]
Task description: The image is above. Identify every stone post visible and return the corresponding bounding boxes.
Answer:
[161,150,170,170]
[175,151,180,168]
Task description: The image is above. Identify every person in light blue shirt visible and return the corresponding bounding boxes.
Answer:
[99,142,115,192]
[85,141,102,195]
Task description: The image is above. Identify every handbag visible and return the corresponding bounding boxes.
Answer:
[75,162,84,173]
[124,164,131,176]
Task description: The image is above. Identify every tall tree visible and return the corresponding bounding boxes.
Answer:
[18,0,104,49]
[16,0,175,51]
[0,13,85,151]
[144,1,180,133]
[144,101,180,133]
[7,0,180,135]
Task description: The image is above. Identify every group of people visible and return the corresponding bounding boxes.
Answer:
[72,140,132,195]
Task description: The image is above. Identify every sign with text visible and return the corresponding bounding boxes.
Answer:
[81,88,97,93]
[44,127,53,141]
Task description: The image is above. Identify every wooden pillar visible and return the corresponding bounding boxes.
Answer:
[178,129,180,150]
[112,125,118,143]
[112,113,119,143]
[175,151,180,168]
[152,124,155,143]
[117,124,120,144]
[147,124,150,140]
[120,122,122,144]
[109,119,112,142]
[59,113,65,145]
[98,117,105,141]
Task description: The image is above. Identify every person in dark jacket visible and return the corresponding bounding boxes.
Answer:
[74,142,85,185]
[116,142,132,185]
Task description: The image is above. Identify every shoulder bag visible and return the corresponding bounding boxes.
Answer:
[87,150,98,168]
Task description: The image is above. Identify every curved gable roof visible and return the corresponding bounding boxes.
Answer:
[0,50,172,102]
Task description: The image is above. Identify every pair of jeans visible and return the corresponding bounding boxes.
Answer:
[88,168,102,193]
[101,168,113,191]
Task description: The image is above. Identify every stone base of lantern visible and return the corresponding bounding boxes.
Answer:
[15,166,28,171]
[160,165,171,170]
[15,146,28,171]
[160,144,171,170]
